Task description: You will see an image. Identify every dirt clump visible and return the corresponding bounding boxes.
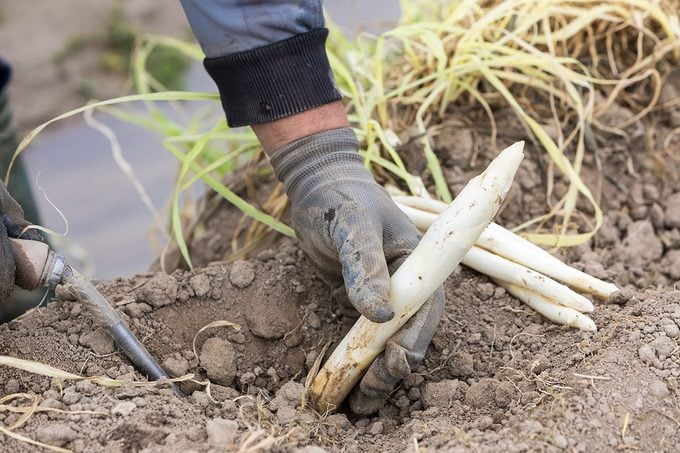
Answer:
[135,274,178,308]
[229,260,256,288]
[79,328,115,355]
[422,380,463,409]
[35,424,78,447]
[199,337,237,386]
[664,192,680,228]
[205,418,239,449]
[464,378,514,409]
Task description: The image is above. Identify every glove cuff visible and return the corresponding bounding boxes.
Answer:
[269,127,370,199]
[204,28,342,127]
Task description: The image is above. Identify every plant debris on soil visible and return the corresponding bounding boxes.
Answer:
[2,77,680,453]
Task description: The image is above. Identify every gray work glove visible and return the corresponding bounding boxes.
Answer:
[270,127,445,414]
[0,181,40,304]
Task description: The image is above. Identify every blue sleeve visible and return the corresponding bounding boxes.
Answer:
[180,0,325,57]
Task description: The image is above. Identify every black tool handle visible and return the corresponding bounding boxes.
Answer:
[108,322,183,397]
[10,239,183,396]
[60,269,183,396]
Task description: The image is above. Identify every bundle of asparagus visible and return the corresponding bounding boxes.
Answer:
[311,142,617,413]
[393,196,618,332]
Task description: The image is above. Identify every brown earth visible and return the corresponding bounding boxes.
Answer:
[1,77,680,452]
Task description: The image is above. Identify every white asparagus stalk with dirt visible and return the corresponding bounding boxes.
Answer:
[478,222,618,299]
[393,197,619,299]
[463,246,594,313]
[392,196,620,332]
[390,200,603,312]
[494,279,597,332]
[394,202,601,330]
[310,142,525,413]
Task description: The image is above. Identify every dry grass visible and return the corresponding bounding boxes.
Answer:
[328,0,680,247]
[0,392,108,452]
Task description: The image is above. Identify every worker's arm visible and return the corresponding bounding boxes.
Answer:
[180,0,445,414]
[180,0,339,128]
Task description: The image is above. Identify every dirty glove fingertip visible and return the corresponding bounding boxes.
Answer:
[347,289,394,323]
[337,230,395,323]
[384,342,412,379]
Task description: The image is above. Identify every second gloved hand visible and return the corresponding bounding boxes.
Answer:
[0,181,40,304]
[270,127,445,414]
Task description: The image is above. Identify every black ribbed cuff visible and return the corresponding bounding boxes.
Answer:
[204,28,342,127]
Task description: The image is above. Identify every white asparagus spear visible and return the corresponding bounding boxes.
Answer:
[393,197,618,299]
[494,279,597,332]
[310,141,525,413]
[392,195,448,215]
[395,203,439,230]
[463,247,594,313]
[479,223,618,299]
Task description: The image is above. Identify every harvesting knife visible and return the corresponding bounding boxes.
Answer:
[9,238,182,396]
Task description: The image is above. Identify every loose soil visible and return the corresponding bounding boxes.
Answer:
[1,77,680,452]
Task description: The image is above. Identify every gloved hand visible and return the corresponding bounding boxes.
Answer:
[0,181,39,304]
[270,127,445,414]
